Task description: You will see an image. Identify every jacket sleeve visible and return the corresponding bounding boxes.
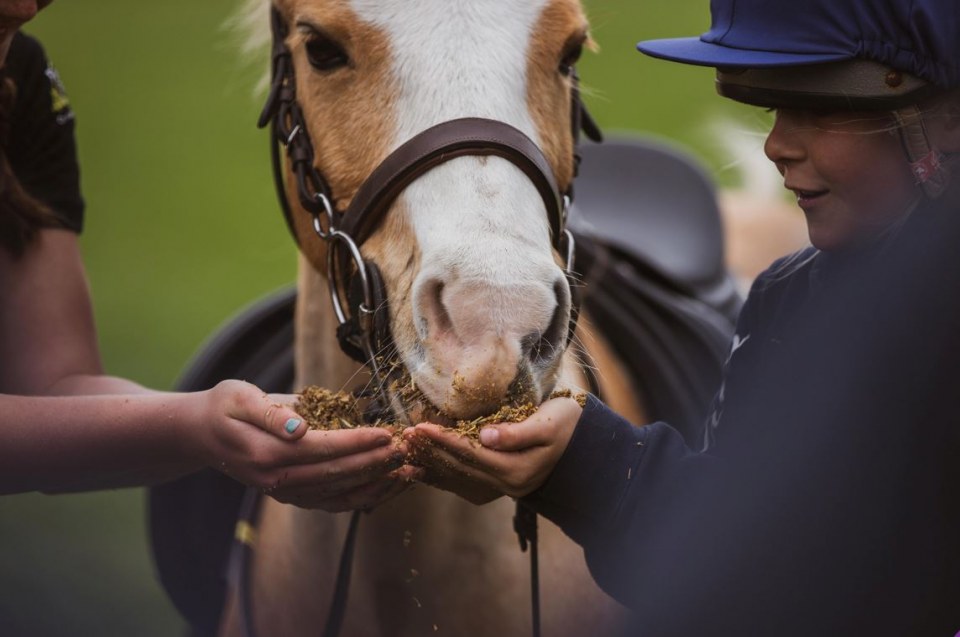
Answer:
[523,396,717,608]
[523,241,960,635]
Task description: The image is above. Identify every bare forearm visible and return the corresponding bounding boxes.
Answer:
[1,233,390,500]
[0,392,201,494]
[46,373,154,397]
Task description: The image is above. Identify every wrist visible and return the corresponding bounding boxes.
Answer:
[161,390,210,467]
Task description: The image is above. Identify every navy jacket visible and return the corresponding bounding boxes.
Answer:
[526,190,960,636]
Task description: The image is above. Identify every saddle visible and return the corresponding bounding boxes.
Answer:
[149,135,742,635]
[569,135,742,440]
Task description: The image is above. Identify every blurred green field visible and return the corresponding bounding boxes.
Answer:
[3,1,763,634]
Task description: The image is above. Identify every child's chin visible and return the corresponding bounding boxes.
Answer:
[806,224,851,252]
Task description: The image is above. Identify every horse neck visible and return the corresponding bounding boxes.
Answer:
[559,316,649,426]
[294,255,364,390]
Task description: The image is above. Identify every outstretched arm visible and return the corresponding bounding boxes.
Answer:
[0,230,409,506]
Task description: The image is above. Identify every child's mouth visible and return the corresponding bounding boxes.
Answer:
[792,188,828,206]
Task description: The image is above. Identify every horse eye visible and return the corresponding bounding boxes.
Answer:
[303,30,349,72]
[559,42,583,76]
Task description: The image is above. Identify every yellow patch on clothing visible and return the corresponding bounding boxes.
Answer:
[45,63,71,114]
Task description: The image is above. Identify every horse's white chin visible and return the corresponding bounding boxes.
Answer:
[400,349,557,422]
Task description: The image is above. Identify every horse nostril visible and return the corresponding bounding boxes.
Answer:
[431,281,452,333]
[520,331,543,362]
[523,279,571,365]
[417,279,453,340]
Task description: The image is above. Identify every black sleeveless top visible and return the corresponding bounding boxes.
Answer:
[4,31,84,232]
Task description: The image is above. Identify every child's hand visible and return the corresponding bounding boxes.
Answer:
[182,380,411,511]
[403,396,582,501]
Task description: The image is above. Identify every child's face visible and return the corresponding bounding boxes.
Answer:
[763,109,919,251]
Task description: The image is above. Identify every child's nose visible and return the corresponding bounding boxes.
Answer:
[763,110,806,166]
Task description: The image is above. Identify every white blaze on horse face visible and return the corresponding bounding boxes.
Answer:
[350,0,571,417]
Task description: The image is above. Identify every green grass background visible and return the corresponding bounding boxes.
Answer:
[3,1,763,634]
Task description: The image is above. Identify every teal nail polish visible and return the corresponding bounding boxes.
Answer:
[285,418,302,434]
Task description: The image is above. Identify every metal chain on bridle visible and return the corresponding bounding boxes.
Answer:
[229,6,603,637]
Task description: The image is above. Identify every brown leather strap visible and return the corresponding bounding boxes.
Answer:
[340,118,564,247]
[893,105,948,198]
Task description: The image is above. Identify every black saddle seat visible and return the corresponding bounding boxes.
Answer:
[571,134,741,443]
[570,134,739,308]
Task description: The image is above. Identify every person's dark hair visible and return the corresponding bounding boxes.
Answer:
[0,74,56,258]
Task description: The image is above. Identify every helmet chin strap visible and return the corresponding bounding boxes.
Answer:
[893,105,950,199]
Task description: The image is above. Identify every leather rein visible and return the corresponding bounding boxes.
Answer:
[232,6,603,637]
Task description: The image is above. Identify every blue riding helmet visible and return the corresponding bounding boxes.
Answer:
[636,0,959,109]
[636,0,959,196]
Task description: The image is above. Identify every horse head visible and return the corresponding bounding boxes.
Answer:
[261,0,593,420]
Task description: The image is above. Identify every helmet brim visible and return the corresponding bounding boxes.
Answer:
[716,62,937,110]
[636,37,850,69]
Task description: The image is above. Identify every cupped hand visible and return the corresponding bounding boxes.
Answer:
[403,433,504,505]
[183,379,415,511]
[403,396,582,501]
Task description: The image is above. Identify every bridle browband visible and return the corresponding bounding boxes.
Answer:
[237,6,602,637]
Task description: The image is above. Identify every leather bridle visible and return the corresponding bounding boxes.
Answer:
[235,6,602,637]
[257,5,601,382]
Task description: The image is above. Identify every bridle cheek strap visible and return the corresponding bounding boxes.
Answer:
[894,105,949,199]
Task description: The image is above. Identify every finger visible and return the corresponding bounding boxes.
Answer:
[412,454,504,504]
[282,427,395,463]
[477,397,581,451]
[406,437,505,493]
[217,426,399,488]
[405,425,513,475]
[404,424,486,459]
[267,393,299,405]
[267,440,404,485]
[229,384,309,441]
[408,428,561,498]
[362,474,417,507]
[393,465,425,483]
